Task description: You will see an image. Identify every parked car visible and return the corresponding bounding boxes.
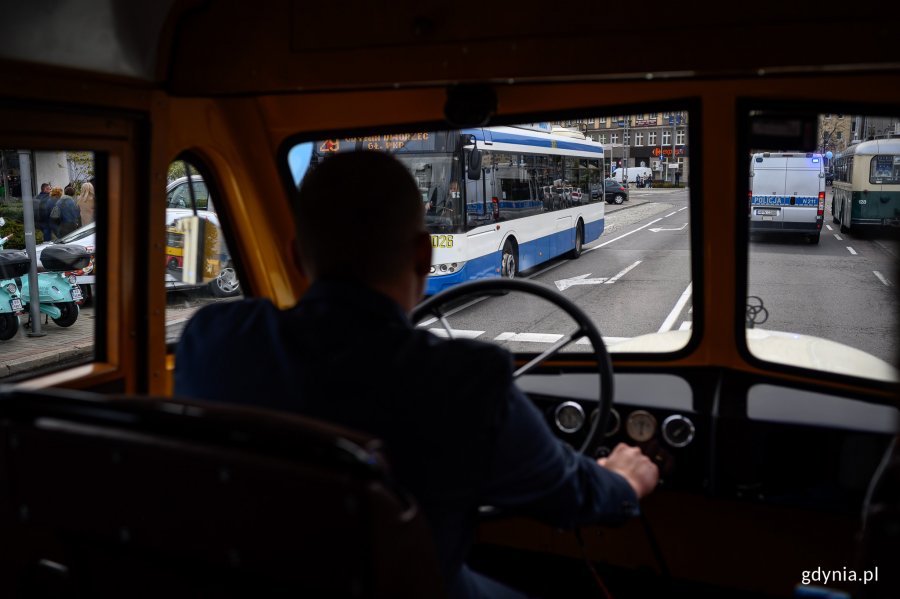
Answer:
[33,210,240,298]
[163,176,240,298]
[604,178,629,204]
[825,168,834,185]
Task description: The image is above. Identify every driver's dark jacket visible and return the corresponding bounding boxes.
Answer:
[175,280,639,598]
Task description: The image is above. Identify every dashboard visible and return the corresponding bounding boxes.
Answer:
[518,371,898,513]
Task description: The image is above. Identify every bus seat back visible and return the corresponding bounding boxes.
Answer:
[0,389,444,599]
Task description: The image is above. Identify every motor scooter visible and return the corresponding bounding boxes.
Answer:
[0,218,87,328]
[19,244,89,327]
[0,223,27,340]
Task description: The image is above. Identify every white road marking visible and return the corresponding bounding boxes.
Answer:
[550,262,641,295]
[494,332,562,343]
[678,206,688,212]
[825,225,833,231]
[679,321,692,331]
[665,211,677,217]
[584,218,664,253]
[658,282,693,333]
[495,332,630,346]
[834,234,843,241]
[847,246,858,255]
[428,328,484,339]
[417,297,488,327]
[649,223,688,233]
[605,260,642,284]
[555,273,609,291]
[874,271,893,287]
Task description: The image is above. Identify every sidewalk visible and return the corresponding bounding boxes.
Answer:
[605,186,686,214]
[0,299,206,379]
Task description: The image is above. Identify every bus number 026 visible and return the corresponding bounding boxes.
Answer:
[432,235,454,248]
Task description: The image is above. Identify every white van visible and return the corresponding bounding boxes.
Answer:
[749,152,825,244]
[612,166,652,186]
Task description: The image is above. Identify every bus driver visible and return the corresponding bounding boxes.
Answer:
[175,151,659,599]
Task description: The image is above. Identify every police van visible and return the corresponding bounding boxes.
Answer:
[749,152,826,243]
[612,166,652,186]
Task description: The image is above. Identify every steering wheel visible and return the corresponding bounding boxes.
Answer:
[411,278,613,455]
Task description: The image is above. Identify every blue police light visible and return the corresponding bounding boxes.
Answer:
[812,158,820,163]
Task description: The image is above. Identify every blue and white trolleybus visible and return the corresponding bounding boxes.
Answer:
[304,124,606,294]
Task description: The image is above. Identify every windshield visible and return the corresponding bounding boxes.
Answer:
[746,112,899,382]
[54,222,96,244]
[286,116,693,357]
[283,112,898,382]
[393,155,463,234]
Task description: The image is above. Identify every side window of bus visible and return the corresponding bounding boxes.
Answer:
[165,160,243,345]
[0,149,97,380]
[286,114,693,357]
[746,110,899,383]
[870,154,900,185]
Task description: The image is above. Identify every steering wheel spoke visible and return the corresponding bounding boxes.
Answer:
[512,327,585,378]
[412,279,614,454]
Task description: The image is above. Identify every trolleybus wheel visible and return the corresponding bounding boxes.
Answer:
[411,278,614,456]
[501,241,517,278]
[568,221,584,258]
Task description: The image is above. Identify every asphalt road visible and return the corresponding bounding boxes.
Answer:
[419,188,899,368]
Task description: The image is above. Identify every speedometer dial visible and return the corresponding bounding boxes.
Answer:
[554,402,585,434]
[661,414,695,448]
[625,410,657,442]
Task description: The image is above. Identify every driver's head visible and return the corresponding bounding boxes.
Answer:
[292,151,431,302]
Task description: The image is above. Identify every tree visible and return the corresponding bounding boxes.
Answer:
[67,151,95,193]
[167,161,201,182]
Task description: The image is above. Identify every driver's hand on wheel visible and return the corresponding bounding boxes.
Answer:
[597,443,659,499]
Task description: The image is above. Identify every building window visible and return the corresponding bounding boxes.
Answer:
[611,134,618,144]
[623,132,630,144]
[676,129,685,145]
[662,130,671,145]
[635,132,643,146]
[599,134,607,144]
[649,131,657,145]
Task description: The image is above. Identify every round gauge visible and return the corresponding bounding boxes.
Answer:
[661,414,695,448]
[625,410,657,442]
[554,402,585,434]
[590,407,621,437]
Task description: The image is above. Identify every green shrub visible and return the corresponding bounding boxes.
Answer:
[0,202,46,249]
